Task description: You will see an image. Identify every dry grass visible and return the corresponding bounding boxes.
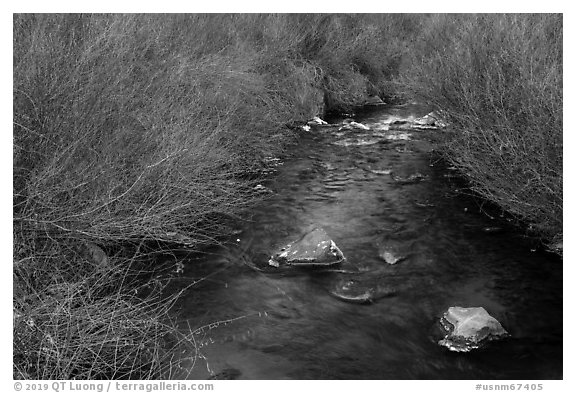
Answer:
[13,237,195,379]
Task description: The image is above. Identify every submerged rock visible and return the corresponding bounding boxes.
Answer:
[329,278,396,304]
[378,249,406,265]
[414,113,436,126]
[268,228,346,268]
[438,306,509,352]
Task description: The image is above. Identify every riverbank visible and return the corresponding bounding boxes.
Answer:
[399,14,563,249]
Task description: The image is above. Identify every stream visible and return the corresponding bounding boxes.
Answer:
[170,103,562,380]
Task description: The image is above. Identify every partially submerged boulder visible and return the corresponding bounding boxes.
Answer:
[268,228,345,268]
[338,119,371,131]
[307,116,329,126]
[388,111,448,131]
[414,113,436,126]
[413,111,448,129]
[438,306,509,352]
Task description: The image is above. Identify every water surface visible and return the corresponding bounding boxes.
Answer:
[171,104,562,380]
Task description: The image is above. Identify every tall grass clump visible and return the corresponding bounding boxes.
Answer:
[14,14,411,378]
[401,14,562,244]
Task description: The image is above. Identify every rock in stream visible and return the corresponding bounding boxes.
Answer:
[378,248,407,265]
[328,277,397,304]
[438,306,509,352]
[268,227,346,268]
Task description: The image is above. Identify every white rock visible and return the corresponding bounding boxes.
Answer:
[438,306,508,352]
[339,119,371,131]
[269,227,346,267]
[413,111,448,129]
[307,116,328,125]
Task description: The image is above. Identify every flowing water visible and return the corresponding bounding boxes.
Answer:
[170,104,562,380]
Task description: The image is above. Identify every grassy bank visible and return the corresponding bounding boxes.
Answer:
[13,14,409,379]
[400,14,563,246]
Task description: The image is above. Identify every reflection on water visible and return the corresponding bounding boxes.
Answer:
[170,104,562,380]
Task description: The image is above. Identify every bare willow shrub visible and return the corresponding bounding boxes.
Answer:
[401,14,562,243]
[14,15,276,248]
